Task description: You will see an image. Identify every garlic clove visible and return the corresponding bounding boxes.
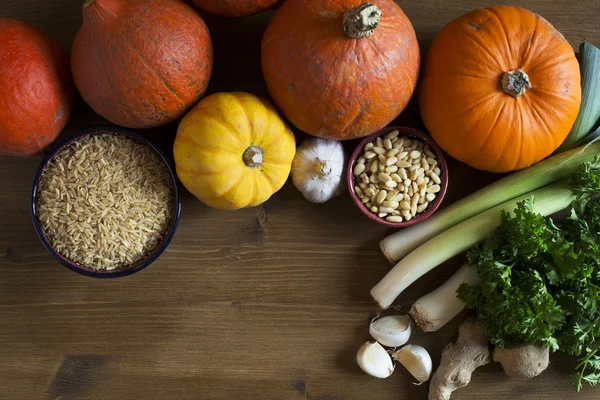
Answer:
[393,344,433,384]
[369,315,413,347]
[356,341,395,378]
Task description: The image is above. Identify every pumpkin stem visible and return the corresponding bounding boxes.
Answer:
[502,69,532,98]
[243,146,264,168]
[316,159,332,177]
[83,0,95,8]
[343,3,383,39]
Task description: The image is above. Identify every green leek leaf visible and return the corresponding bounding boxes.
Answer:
[558,41,600,152]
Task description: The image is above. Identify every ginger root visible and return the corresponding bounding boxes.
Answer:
[493,344,549,379]
[428,318,491,400]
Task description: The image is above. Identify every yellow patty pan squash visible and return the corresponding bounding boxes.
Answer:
[174,92,296,210]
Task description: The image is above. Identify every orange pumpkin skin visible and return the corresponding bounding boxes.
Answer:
[0,19,73,156]
[71,0,213,129]
[420,6,581,173]
[262,0,420,140]
[190,0,281,17]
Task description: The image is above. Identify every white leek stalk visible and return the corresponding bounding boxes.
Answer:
[380,143,600,263]
[410,264,479,332]
[372,181,575,309]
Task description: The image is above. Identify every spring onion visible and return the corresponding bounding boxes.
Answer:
[380,142,600,263]
[372,181,575,309]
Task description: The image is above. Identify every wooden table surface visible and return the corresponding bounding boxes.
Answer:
[1,0,599,399]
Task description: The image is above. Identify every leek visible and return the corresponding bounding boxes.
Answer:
[380,142,600,263]
[556,41,600,153]
[371,181,575,309]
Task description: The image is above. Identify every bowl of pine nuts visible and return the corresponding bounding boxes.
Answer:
[347,126,448,227]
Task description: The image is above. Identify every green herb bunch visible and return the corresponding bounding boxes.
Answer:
[458,158,600,391]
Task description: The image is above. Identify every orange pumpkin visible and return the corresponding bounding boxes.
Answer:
[262,0,420,140]
[420,6,581,173]
[71,0,213,129]
[190,0,281,17]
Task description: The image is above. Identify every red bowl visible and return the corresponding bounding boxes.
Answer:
[347,126,449,227]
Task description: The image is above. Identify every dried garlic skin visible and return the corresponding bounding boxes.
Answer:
[292,138,347,203]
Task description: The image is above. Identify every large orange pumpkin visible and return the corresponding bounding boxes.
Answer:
[420,6,581,173]
[71,0,213,129]
[190,0,281,17]
[0,19,73,156]
[262,0,420,140]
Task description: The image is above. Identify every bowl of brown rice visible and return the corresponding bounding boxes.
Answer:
[31,126,181,278]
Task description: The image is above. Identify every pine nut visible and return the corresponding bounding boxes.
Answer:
[403,178,411,187]
[409,169,419,180]
[412,158,420,165]
[392,141,403,149]
[361,196,370,203]
[378,154,387,164]
[370,174,379,183]
[392,193,404,202]
[430,172,441,184]
[410,150,421,159]
[364,150,377,159]
[424,177,430,184]
[427,185,441,194]
[386,130,400,139]
[379,206,394,214]
[364,142,374,152]
[409,164,419,172]
[387,216,403,223]
[369,183,377,190]
[398,184,405,192]
[391,210,401,216]
[359,182,368,190]
[386,148,399,157]
[376,137,383,148]
[417,202,428,213]
[400,200,410,210]
[358,156,366,164]
[433,167,441,176]
[384,138,393,150]
[370,206,378,213]
[376,190,387,204]
[378,172,391,182]
[397,152,408,160]
[385,165,398,173]
[403,139,412,147]
[418,196,426,204]
[398,168,408,180]
[370,161,377,173]
[427,157,437,166]
[378,213,388,218]
[373,146,386,155]
[404,146,413,152]
[411,193,420,208]
[416,175,424,185]
[419,188,426,198]
[426,193,436,202]
[366,202,373,208]
[364,188,375,197]
[420,158,430,171]
[354,186,363,196]
[425,149,436,158]
[417,168,425,177]
[410,204,417,216]
[391,173,402,183]
[385,156,397,166]
[385,180,398,188]
[386,190,396,201]
[379,163,385,171]
[396,160,411,168]
[353,163,365,176]
[403,193,410,201]
[402,209,412,220]
[412,182,418,193]
[407,186,413,196]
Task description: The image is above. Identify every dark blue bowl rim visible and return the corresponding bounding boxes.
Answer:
[31,125,182,279]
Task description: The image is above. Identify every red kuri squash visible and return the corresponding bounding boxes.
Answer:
[190,0,281,18]
[71,0,213,129]
[262,0,420,140]
[0,19,73,156]
[420,6,581,172]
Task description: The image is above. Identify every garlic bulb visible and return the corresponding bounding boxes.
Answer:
[393,345,433,384]
[357,341,395,378]
[291,137,347,203]
[369,315,413,347]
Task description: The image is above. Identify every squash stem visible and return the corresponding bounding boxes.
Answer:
[243,146,264,168]
[343,3,382,39]
[502,69,532,98]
